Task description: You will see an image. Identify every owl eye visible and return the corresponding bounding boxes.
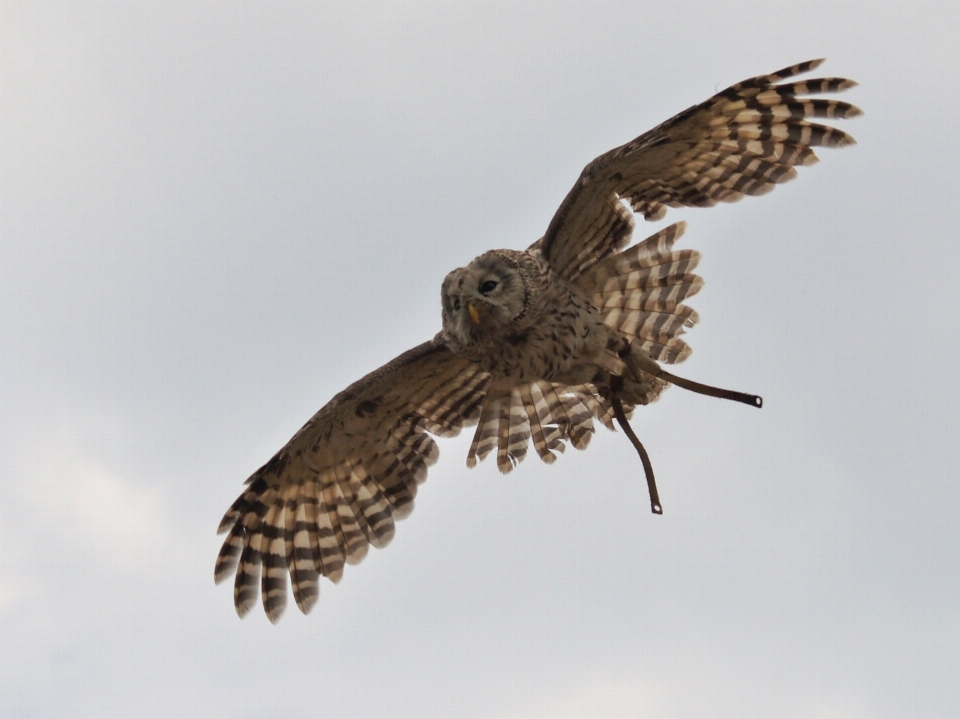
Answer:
[453,299,461,311]
[479,280,498,295]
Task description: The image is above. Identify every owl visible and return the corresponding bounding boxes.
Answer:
[216,59,860,621]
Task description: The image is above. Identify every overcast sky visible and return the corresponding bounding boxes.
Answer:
[2,2,958,718]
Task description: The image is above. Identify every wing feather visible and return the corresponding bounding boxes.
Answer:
[537,59,859,279]
[289,488,321,615]
[216,338,490,620]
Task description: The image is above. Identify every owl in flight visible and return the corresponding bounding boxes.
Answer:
[216,59,860,621]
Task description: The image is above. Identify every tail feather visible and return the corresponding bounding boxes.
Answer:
[467,382,600,471]
[572,387,619,431]
[467,392,503,467]
[595,275,702,305]
[521,383,566,464]
[556,389,595,450]
[578,221,704,365]
[495,390,531,473]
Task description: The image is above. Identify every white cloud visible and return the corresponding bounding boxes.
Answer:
[497,679,656,719]
[0,560,25,611]
[21,446,164,563]
[497,677,877,719]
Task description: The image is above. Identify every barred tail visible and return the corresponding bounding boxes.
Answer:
[580,221,702,365]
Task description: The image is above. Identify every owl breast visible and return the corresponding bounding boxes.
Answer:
[486,283,607,383]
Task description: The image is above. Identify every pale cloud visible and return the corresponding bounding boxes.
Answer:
[21,445,164,563]
[501,680,647,719]
[499,677,877,719]
[0,545,25,611]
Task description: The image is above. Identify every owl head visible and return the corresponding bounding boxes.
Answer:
[440,250,536,353]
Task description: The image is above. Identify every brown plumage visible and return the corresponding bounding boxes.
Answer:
[216,59,860,621]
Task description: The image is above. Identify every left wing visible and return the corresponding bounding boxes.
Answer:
[536,59,860,281]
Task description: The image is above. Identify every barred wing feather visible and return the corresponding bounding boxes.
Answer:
[538,59,860,281]
[215,339,490,622]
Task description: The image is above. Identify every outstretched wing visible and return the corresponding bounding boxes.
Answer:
[215,338,490,622]
[537,59,861,281]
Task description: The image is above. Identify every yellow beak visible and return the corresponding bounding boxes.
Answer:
[468,301,484,324]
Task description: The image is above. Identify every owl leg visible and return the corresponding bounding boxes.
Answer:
[604,374,663,515]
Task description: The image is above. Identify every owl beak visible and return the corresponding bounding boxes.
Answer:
[467,300,485,324]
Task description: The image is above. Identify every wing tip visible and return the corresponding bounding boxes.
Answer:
[295,592,319,616]
[834,130,858,148]
[786,58,826,77]
[214,563,233,585]
[216,516,235,535]
[394,499,415,520]
[235,596,255,619]
[538,451,557,465]
[344,543,370,566]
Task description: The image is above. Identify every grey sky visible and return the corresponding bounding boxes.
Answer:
[2,2,958,717]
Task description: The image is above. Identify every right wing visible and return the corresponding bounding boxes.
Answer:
[215,338,490,622]
[215,338,643,622]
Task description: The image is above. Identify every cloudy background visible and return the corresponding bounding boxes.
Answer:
[2,2,958,717]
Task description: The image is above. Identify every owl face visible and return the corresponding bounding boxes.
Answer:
[440,251,528,349]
